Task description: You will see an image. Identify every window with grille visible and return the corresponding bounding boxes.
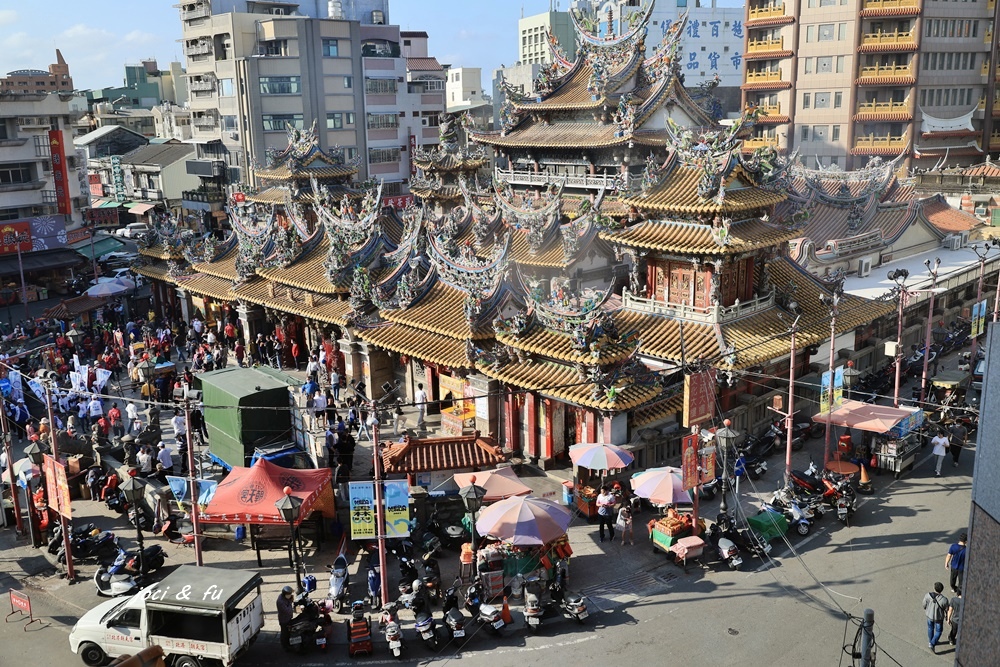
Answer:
[368,147,400,164]
[365,78,397,94]
[367,113,399,129]
[259,76,301,95]
[0,163,33,185]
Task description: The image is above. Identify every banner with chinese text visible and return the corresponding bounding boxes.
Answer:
[683,369,716,427]
[43,454,72,519]
[681,434,700,491]
[48,130,72,215]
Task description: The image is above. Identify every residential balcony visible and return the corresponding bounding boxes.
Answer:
[860,0,920,16]
[854,99,912,121]
[745,69,783,83]
[0,180,45,193]
[747,3,786,21]
[991,132,1000,149]
[193,114,218,129]
[747,36,784,53]
[188,78,216,93]
[856,61,915,87]
[858,30,917,51]
[982,60,991,77]
[759,102,782,115]
[852,133,908,154]
[185,42,212,57]
[986,28,993,44]
[742,136,780,150]
[181,3,211,20]
[495,166,629,191]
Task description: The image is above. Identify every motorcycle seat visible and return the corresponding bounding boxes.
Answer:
[444,526,464,539]
[446,608,464,622]
[479,603,498,615]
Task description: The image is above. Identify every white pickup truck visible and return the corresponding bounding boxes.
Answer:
[69,565,264,667]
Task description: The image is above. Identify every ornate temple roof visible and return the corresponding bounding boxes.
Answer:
[251,121,357,183]
[600,216,801,255]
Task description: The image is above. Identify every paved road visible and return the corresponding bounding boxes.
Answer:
[4,441,970,667]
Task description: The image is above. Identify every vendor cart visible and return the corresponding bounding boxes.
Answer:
[574,486,599,520]
[650,512,706,555]
[669,535,706,571]
[746,511,788,544]
[812,399,924,479]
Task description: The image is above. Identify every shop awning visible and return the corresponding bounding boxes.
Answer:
[0,248,83,277]
[126,202,156,214]
[70,235,125,260]
[200,458,334,525]
[98,200,124,208]
[812,399,923,435]
[89,198,111,208]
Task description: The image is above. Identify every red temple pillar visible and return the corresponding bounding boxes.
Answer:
[585,410,597,443]
[602,413,613,444]
[542,398,554,460]
[505,386,519,454]
[526,391,538,460]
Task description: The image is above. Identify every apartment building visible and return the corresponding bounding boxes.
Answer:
[0,50,74,94]
[87,60,189,108]
[519,6,578,66]
[0,92,88,227]
[741,0,998,169]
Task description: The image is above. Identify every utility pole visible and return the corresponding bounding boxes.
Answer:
[183,387,203,566]
[371,410,389,606]
[919,258,941,406]
[859,608,875,667]
[0,397,24,534]
[45,383,74,581]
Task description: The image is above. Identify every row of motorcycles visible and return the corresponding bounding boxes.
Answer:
[45,521,167,596]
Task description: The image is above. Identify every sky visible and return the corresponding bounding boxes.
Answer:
[0,0,564,92]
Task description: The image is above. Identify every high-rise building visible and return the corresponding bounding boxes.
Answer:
[177,0,443,217]
[741,0,997,169]
[518,4,578,66]
[0,50,74,94]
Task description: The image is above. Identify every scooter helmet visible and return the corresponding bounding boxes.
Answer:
[90,528,100,537]
[413,579,422,592]
[421,551,434,563]
[281,585,294,595]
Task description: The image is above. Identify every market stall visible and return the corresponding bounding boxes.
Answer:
[568,443,634,520]
[811,399,924,479]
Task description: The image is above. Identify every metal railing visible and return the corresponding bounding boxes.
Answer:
[185,42,212,56]
[860,30,916,46]
[745,69,783,83]
[743,136,780,149]
[747,36,784,52]
[855,99,909,114]
[496,166,629,191]
[854,133,908,149]
[181,4,211,20]
[862,0,919,9]
[622,288,777,324]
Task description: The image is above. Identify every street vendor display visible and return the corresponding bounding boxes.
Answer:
[569,443,634,518]
[648,506,706,554]
[811,399,923,480]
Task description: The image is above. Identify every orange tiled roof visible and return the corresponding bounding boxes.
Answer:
[257,236,339,294]
[174,273,235,302]
[383,282,490,340]
[855,75,915,86]
[614,310,720,363]
[253,164,357,181]
[621,166,787,215]
[744,49,794,61]
[133,261,176,283]
[138,243,185,260]
[358,323,473,369]
[757,114,790,124]
[412,153,488,172]
[921,197,981,233]
[859,5,921,16]
[382,434,506,474]
[411,184,463,201]
[632,392,685,428]
[960,163,1000,177]
[473,120,668,149]
[853,111,912,123]
[600,217,800,255]
[741,80,792,91]
[850,145,909,156]
[477,359,662,411]
[232,280,352,327]
[191,248,240,281]
[745,15,795,28]
[496,326,636,365]
[406,57,443,71]
[857,42,917,53]
[43,294,109,320]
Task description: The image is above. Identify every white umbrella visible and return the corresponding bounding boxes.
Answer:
[85,282,130,298]
[113,277,136,290]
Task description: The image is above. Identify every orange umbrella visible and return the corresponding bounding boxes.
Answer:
[453,467,532,502]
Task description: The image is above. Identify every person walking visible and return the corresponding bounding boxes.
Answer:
[931,429,949,477]
[156,442,174,477]
[330,369,340,403]
[948,421,968,468]
[596,485,616,543]
[393,399,406,437]
[125,402,139,435]
[108,402,124,438]
[234,340,246,367]
[923,582,950,653]
[616,504,634,545]
[136,445,153,478]
[414,383,427,430]
[945,532,967,594]
[312,390,327,429]
[947,590,962,646]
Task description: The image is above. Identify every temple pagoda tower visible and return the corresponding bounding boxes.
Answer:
[409,113,488,213]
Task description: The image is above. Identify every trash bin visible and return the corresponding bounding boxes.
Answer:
[561,480,574,506]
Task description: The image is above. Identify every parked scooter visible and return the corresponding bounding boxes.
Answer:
[760,499,812,536]
[523,576,546,630]
[426,509,466,551]
[287,592,330,654]
[465,578,505,633]
[57,529,117,564]
[710,513,772,560]
[379,601,405,658]
[413,605,440,650]
[770,418,823,451]
[94,550,140,597]
[397,558,419,597]
[421,552,442,604]
[733,448,767,481]
[441,586,467,640]
[123,543,167,575]
[547,560,587,623]
[327,555,351,613]
[769,485,827,521]
[47,522,95,554]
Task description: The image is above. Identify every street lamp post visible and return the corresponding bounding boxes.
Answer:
[930,322,949,377]
[819,276,845,467]
[888,269,910,408]
[66,327,84,361]
[137,358,156,384]
[970,241,999,356]
[919,258,942,406]
[714,419,740,515]
[459,477,487,569]
[120,476,147,578]
[275,486,303,593]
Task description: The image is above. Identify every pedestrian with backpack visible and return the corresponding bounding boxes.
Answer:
[923,581,950,653]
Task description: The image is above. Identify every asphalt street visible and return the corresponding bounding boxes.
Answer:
[2,442,972,667]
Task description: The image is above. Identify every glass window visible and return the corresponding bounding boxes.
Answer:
[820,0,835,5]
[932,20,940,37]
[834,91,843,108]
[920,89,927,106]
[838,23,847,40]
[345,147,358,161]
[973,21,978,37]
[327,113,343,130]
[261,114,303,131]
[817,56,833,72]
[807,25,815,42]
[813,125,828,141]
[934,89,942,105]
[344,76,353,89]
[368,147,400,164]
[802,92,811,108]
[946,53,953,69]
[221,115,236,131]
[322,39,339,57]
[364,78,397,94]
[366,113,399,129]
[949,19,956,37]
[815,92,831,108]
[0,162,33,185]
[801,125,810,141]
[258,76,301,95]
[926,21,933,37]
[832,125,841,141]
[218,79,234,97]
[818,24,834,40]
[346,112,356,125]
[804,58,813,74]
[836,56,845,73]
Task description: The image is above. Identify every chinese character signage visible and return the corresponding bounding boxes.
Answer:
[681,434,699,491]
[683,369,716,427]
[348,482,376,539]
[48,130,73,215]
[43,454,72,519]
[381,194,415,210]
[0,222,31,255]
[111,155,126,202]
[409,134,417,176]
[383,480,411,538]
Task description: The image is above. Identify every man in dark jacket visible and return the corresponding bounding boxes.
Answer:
[277,586,295,651]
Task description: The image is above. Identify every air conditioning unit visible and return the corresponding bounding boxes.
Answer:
[942,234,962,251]
[858,257,872,278]
[420,118,429,126]
[975,205,988,217]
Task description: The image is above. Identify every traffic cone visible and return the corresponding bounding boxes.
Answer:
[501,596,513,625]
[857,464,874,495]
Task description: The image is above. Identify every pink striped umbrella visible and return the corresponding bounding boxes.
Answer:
[568,442,634,472]
[475,495,573,546]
